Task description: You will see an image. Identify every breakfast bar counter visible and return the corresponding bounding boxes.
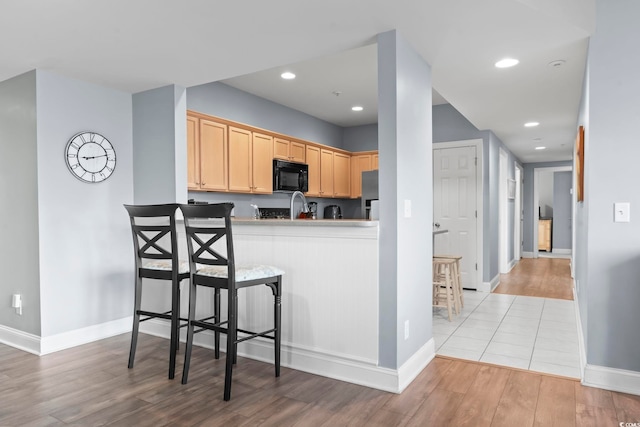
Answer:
[164,218,384,390]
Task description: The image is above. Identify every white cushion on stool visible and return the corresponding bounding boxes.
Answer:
[196,264,284,281]
[143,259,189,274]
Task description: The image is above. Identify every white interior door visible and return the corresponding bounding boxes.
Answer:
[433,145,478,290]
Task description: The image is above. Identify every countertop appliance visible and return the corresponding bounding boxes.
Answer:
[273,159,308,193]
[324,205,342,219]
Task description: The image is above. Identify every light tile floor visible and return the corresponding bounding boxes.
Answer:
[433,291,582,378]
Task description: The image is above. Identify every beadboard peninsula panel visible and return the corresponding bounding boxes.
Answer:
[232,223,379,362]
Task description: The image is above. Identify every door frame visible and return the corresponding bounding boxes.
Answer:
[433,138,483,291]
[532,165,572,258]
[499,148,509,274]
[514,162,523,262]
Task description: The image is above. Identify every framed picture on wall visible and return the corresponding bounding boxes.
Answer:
[576,125,585,202]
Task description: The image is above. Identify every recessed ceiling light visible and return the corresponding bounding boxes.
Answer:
[525,122,540,127]
[495,58,519,68]
[281,72,296,80]
[535,146,546,150]
[352,106,363,112]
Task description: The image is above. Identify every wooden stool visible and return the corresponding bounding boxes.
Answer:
[434,255,463,309]
[433,257,460,321]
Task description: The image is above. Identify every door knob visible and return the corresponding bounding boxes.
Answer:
[434,223,440,228]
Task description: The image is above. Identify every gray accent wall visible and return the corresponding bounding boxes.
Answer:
[35,70,134,337]
[0,71,41,335]
[377,30,432,368]
[576,0,640,372]
[187,82,343,149]
[553,171,572,250]
[343,124,378,152]
[133,85,188,204]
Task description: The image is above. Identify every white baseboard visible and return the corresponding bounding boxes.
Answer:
[553,248,572,254]
[479,274,500,293]
[0,324,40,355]
[397,339,435,393]
[509,258,518,271]
[140,319,434,393]
[522,251,534,258]
[573,287,587,377]
[0,316,132,356]
[583,364,640,396]
[40,316,133,355]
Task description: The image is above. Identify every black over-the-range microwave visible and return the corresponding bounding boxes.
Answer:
[273,159,308,192]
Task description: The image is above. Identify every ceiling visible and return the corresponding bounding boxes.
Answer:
[0,0,595,163]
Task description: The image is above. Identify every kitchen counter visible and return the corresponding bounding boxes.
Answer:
[161,218,384,391]
[231,218,378,227]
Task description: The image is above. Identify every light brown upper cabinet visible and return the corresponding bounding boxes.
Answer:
[274,138,305,163]
[305,145,321,197]
[228,127,273,194]
[333,152,351,198]
[350,154,373,198]
[187,113,228,191]
[372,153,379,170]
[307,147,350,198]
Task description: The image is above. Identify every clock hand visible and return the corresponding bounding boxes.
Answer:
[81,154,108,160]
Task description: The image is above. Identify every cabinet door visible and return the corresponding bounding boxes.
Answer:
[273,138,290,160]
[372,153,379,170]
[187,115,200,190]
[333,152,351,198]
[199,119,228,191]
[350,154,372,198]
[320,149,334,197]
[290,141,306,163]
[228,126,252,193]
[305,145,321,197]
[252,132,273,194]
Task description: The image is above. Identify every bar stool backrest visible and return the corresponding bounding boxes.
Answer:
[124,203,181,273]
[179,203,236,285]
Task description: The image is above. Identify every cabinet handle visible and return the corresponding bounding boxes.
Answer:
[202,182,206,186]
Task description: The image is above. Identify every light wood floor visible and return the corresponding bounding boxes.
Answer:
[493,258,574,300]
[2,333,639,426]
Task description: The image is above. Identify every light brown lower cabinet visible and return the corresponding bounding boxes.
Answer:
[538,219,552,251]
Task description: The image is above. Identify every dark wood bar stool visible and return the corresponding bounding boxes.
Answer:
[124,203,189,379]
[179,203,283,401]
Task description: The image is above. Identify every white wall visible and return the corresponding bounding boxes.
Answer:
[0,71,41,335]
[35,70,134,337]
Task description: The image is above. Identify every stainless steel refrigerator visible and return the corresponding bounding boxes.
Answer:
[361,170,379,219]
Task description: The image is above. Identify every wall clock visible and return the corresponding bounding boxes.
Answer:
[65,131,116,183]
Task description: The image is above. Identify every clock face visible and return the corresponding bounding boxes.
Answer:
[65,132,116,183]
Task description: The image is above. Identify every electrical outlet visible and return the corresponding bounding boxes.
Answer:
[404,320,410,340]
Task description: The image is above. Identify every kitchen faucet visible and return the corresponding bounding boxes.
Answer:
[290,191,309,219]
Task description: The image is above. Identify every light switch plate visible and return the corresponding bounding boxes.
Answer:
[614,202,630,222]
[404,200,412,218]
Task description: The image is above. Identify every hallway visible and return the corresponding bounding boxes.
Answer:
[433,258,580,378]
[493,258,574,300]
